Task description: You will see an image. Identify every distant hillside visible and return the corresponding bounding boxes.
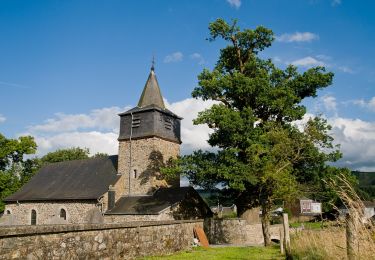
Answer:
[353,171,375,199]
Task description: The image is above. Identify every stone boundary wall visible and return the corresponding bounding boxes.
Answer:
[204,218,281,245]
[0,219,203,259]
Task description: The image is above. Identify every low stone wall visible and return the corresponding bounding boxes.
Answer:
[204,218,281,245]
[0,219,203,259]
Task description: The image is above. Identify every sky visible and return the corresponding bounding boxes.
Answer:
[0,0,375,171]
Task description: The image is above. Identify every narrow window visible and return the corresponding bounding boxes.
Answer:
[60,208,66,220]
[133,169,137,178]
[6,210,10,215]
[31,209,37,225]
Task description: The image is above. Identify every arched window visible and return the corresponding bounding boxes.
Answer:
[31,209,37,225]
[6,210,11,215]
[133,169,137,178]
[60,208,66,220]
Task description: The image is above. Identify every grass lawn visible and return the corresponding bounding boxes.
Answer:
[140,246,284,260]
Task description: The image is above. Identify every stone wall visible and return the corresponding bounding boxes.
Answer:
[104,208,174,223]
[3,200,100,226]
[118,137,180,195]
[204,218,281,245]
[0,219,203,259]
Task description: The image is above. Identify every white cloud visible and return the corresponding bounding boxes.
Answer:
[25,106,129,156]
[276,32,319,43]
[322,95,337,112]
[164,52,183,63]
[28,106,128,133]
[31,131,119,157]
[352,97,375,112]
[0,114,6,123]
[291,56,326,68]
[295,113,375,171]
[190,53,205,65]
[329,117,375,171]
[226,0,241,9]
[165,98,217,154]
[24,98,216,157]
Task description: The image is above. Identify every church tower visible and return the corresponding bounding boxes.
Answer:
[117,65,181,195]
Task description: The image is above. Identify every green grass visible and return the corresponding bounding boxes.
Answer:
[140,246,284,260]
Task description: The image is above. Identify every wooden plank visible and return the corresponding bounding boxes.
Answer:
[193,226,209,248]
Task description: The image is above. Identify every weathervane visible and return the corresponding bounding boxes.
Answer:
[151,55,155,71]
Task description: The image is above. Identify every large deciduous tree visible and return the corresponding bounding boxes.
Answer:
[0,134,37,212]
[164,19,348,246]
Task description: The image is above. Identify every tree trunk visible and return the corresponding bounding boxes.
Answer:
[261,202,272,246]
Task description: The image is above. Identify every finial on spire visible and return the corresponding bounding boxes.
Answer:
[151,56,155,71]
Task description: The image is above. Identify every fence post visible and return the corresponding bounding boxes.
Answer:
[279,227,285,254]
[282,213,291,255]
[346,212,359,260]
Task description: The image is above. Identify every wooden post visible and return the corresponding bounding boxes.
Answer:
[279,227,285,254]
[346,212,359,260]
[283,213,291,255]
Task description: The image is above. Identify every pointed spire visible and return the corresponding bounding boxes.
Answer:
[137,61,165,109]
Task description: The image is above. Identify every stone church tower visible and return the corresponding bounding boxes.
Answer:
[117,65,182,195]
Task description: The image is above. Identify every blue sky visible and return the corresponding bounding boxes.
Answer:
[0,0,375,171]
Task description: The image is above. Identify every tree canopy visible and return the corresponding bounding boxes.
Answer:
[0,133,37,212]
[163,18,351,246]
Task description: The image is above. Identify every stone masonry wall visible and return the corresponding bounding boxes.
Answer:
[204,218,281,245]
[101,174,126,212]
[0,220,203,259]
[118,137,180,195]
[104,208,174,223]
[3,201,99,225]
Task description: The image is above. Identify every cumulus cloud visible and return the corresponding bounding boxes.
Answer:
[329,117,375,171]
[352,97,375,112]
[25,98,216,157]
[165,98,217,154]
[276,32,319,43]
[25,106,130,156]
[0,114,6,123]
[190,53,205,65]
[28,106,129,133]
[164,52,183,63]
[30,131,119,157]
[295,112,375,171]
[226,0,241,9]
[291,56,326,68]
[322,95,337,113]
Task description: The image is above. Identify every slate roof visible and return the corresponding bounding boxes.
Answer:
[137,68,165,109]
[105,187,195,215]
[4,156,120,202]
[119,104,181,119]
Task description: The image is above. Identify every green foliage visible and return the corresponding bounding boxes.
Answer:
[163,18,350,246]
[40,147,90,164]
[0,133,38,212]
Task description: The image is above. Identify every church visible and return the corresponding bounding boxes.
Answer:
[2,65,211,225]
